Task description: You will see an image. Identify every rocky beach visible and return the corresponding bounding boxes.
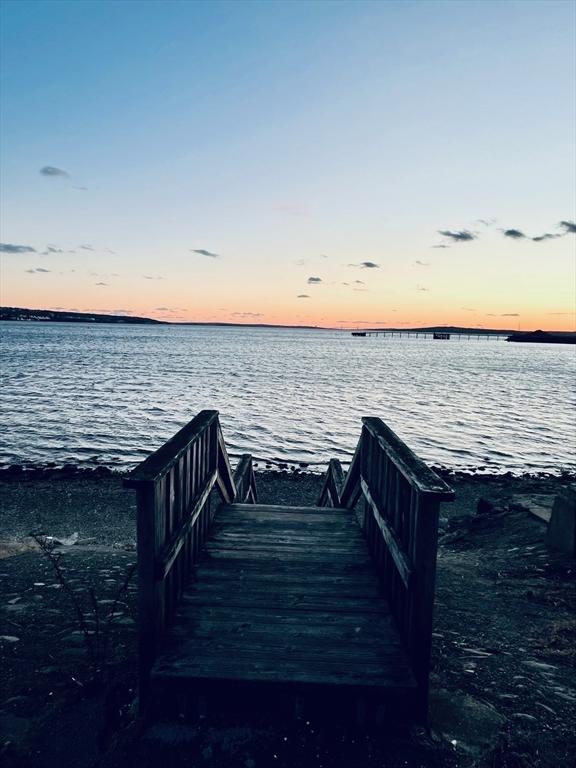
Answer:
[0,466,574,768]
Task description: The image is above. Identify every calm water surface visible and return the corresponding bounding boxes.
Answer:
[1,322,575,474]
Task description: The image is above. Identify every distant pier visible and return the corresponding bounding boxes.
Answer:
[351,330,508,340]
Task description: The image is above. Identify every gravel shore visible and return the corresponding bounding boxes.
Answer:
[1,468,574,768]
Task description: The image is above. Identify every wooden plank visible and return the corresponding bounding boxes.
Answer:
[361,417,454,500]
[195,558,374,578]
[209,532,365,546]
[135,484,157,701]
[181,591,387,613]
[407,493,441,718]
[176,604,391,627]
[219,503,350,516]
[153,654,414,689]
[147,496,421,715]
[215,425,236,503]
[193,566,378,587]
[203,546,372,565]
[233,454,257,503]
[177,637,399,660]
[155,469,218,580]
[339,439,362,508]
[318,458,345,507]
[124,410,218,485]
[361,477,413,589]
[185,580,380,599]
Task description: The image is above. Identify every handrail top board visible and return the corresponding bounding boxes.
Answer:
[362,417,454,500]
[124,409,219,487]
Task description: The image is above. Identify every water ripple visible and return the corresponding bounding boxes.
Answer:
[1,323,575,475]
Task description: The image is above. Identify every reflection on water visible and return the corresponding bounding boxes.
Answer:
[1,322,575,474]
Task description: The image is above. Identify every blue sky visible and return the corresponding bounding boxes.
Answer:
[1,0,574,328]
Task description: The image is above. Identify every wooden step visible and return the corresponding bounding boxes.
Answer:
[149,502,416,721]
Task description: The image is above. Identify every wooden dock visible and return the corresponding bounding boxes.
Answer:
[125,411,454,725]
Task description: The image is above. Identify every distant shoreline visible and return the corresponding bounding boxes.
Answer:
[1,307,574,334]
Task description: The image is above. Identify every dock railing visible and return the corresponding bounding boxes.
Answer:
[124,410,256,698]
[318,417,454,717]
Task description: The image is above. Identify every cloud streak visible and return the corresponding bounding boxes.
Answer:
[532,233,560,242]
[40,166,69,178]
[191,248,220,258]
[1,242,36,253]
[348,261,380,269]
[559,220,576,234]
[297,294,310,298]
[502,228,525,239]
[307,276,322,284]
[438,229,476,242]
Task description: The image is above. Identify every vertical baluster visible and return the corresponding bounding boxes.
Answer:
[385,463,394,616]
[190,440,198,564]
[154,477,167,635]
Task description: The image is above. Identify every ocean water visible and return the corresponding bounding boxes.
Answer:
[1,322,575,475]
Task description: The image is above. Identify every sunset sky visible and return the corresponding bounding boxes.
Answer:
[1,0,575,330]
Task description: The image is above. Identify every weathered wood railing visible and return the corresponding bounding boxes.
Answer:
[317,458,344,508]
[233,453,258,503]
[318,417,454,719]
[124,410,256,697]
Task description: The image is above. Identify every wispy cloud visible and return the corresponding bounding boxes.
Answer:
[40,245,68,255]
[40,165,69,178]
[501,313,519,317]
[431,244,450,249]
[461,307,477,312]
[438,229,476,242]
[354,280,365,285]
[79,244,95,251]
[477,218,496,227]
[25,267,51,274]
[293,258,308,266]
[191,248,220,258]
[532,233,560,242]
[414,260,430,266]
[95,282,108,286]
[232,311,263,318]
[547,312,574,316]
[502,228,525,239]
[559,220,576,234]
[348,261,380,269]
[1,242,36,253]
[143,275,164,280]
[416,286,429,292]
[307,276,322,284]
[297,294,310,299]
